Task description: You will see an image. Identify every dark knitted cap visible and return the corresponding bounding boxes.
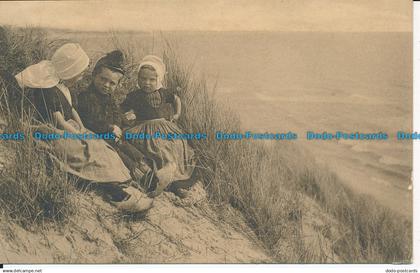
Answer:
[94,50,125,75]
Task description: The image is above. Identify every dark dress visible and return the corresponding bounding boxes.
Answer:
[120,88,175,122]
[31,86,73,124]
[121,88,195,194]
[77,84,123,134]
[77,84,150,176]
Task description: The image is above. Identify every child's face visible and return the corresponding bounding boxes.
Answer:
[93,67,123,95]
[138,68,158,93]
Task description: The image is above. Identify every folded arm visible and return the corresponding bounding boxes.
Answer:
[71,108,87,132]
[172,95,182,121]
[53,111,80,134]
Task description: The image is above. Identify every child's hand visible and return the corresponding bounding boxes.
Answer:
[171,114,180,122]
[79,126,89,134]
[111,125,122,139]
[125,110,136,121]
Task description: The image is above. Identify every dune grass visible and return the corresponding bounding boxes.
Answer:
[162,43,412,263]
[0,113,76,228]
[0,26,76,228]
[294,157,412,262]
[0,26,412,263]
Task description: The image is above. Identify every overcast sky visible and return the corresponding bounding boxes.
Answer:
[0,0,412,32]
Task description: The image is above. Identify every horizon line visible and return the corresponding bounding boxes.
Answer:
[1,25,413,34]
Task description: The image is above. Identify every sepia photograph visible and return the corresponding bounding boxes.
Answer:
[0,0,414,269]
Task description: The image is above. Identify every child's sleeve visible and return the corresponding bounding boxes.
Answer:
[162,89,176,103]
[120,92,134,112]
[43,87,64,114]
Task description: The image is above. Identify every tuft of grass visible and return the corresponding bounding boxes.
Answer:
[0,26,49,76]
[293,162,412,263]
[0,26,76,228]
[0,116,76,228]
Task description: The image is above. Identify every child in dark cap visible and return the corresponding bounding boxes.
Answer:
[77,50,153,186]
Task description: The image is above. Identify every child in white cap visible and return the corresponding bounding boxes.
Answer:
[121,55,196,197]
[15,43,89,133]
